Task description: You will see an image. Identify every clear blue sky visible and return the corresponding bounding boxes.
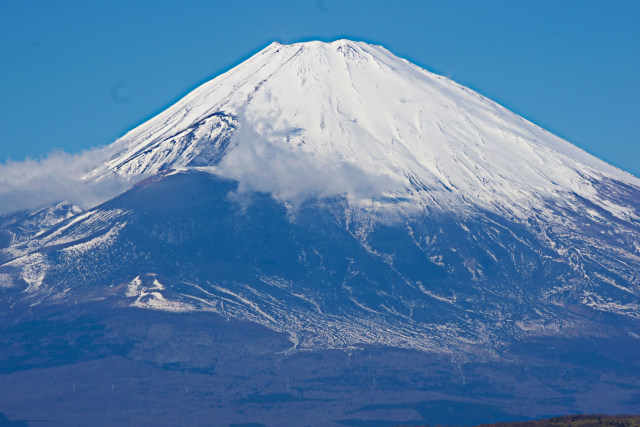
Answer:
[2,0,639,176]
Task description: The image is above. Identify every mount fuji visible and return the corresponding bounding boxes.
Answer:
[1,40,639,425]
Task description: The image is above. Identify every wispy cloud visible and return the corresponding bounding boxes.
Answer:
[0,148,129,214]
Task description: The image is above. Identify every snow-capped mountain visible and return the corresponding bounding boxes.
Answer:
[1,40,640,356]
[2,39,640,425]
[89,40,639,219]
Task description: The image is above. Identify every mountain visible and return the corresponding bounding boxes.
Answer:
[1,40,639,426]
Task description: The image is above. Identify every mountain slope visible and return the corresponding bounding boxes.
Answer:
[1,40,640,355]
[2,170,639,355]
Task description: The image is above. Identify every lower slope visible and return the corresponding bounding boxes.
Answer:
[1,170,639,356]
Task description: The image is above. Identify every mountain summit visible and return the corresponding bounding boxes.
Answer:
[90,40,638,219]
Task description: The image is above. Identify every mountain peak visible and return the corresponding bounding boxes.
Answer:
[89,40,639,222]
[264,39,397,66]
[267,38,369,49]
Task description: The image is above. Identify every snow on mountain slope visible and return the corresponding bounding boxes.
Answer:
[2,40,640,356]
[0,201,83,262]
[88,39,639,221]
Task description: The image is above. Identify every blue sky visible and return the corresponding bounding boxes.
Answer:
[2,0,639,176]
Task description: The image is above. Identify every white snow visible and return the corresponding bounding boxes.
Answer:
[3,253,49,292]
[86,39,639,222]
[127,275,194,312]
[61,221,126,256]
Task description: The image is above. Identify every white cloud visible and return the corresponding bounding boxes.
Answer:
[214,110,406,206]
[0,148,129,214]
